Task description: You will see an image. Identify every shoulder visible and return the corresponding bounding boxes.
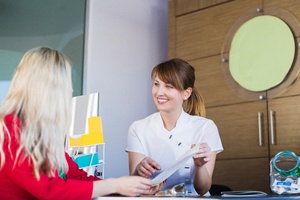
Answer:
[131,112,160,127]
[128,112,161,136]
[185,113,217,129]
[186,112,214,124]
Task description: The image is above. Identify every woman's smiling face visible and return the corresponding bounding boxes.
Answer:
[152,76,185,114]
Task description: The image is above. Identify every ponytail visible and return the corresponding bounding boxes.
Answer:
[183,88,206,117]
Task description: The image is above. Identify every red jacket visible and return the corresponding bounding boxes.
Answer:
[0,114,100,200]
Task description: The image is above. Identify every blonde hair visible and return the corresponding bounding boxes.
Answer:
[151,58,206,117]
[0,46,73,179]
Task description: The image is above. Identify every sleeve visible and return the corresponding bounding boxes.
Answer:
[65,152,101,181]
[201,120,223,154]
[2,115,98,200]
[125,122,145,155]
[2,150,96,200]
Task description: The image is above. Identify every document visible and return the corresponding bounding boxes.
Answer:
[152,144,200,186]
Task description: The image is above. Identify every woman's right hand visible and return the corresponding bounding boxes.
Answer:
[92,176,163,197]
[114,176,159,196]
[135,157,161,178]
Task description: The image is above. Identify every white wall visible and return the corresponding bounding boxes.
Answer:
[84,0,168,178]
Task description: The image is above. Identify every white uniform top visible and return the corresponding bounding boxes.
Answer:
[126,110,223,195]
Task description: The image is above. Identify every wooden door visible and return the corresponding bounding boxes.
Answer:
[268,95,300,157]
[206,101,269,160]
[213,158,270,193]
[207,101,270,193]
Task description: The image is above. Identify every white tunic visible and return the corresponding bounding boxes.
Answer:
[126,111,223,195]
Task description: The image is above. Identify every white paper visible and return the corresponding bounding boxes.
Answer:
[221,190,267,197]
[152,144,200,186]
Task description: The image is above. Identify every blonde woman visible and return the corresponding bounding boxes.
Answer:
[0,47,162,199]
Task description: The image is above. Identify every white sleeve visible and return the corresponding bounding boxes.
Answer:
[201,120,223,154]
[125,122,145,155]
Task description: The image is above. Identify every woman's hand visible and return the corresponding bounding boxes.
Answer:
[93,176,163,197]
[114,176,161,196]
[149,181,166,194]
[135,157,161,178]
[192,143,212,167]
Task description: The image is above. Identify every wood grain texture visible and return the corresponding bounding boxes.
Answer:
[190,56,250,108]
[176,0,231,16]
[175,0,263,61]
[169,0,300,193]
[213,158,270,193]
[206,101,269,160]
[268,95,300,157]
[198,0,230,9]
[176,0,199,15]
[168,0,176,58]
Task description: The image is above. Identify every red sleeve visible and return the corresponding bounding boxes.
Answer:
[65,152,101,181]
[3,162,94,200]
[1,114,99,200]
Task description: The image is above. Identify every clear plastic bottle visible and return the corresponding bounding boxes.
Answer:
[270,150,300,194]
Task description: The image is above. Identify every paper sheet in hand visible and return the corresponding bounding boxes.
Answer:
[152,144,200,186]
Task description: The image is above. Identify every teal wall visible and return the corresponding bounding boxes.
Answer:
[0,0,86,101]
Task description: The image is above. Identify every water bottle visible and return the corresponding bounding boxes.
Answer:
[270,150,300,194]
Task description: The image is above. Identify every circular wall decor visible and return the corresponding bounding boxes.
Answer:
[221,7,300,100]
[229,15,295,92]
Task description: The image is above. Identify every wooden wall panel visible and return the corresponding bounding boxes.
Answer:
[191,56,247,107]
[175,0,263,61]
[213,158,270,193]
[169,0,300,194]
[206,101,269,160]
[168,0,176,59]
[281,76,300,98]
[176,0,231,16]
[198,0,231,10]
[268,96,300,157]
[176,0,199,15]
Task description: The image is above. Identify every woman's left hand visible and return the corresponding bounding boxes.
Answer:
[191,143,212,167]
[148,181,166,195]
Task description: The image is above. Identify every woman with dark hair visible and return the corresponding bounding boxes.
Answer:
[126,58,223,196]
